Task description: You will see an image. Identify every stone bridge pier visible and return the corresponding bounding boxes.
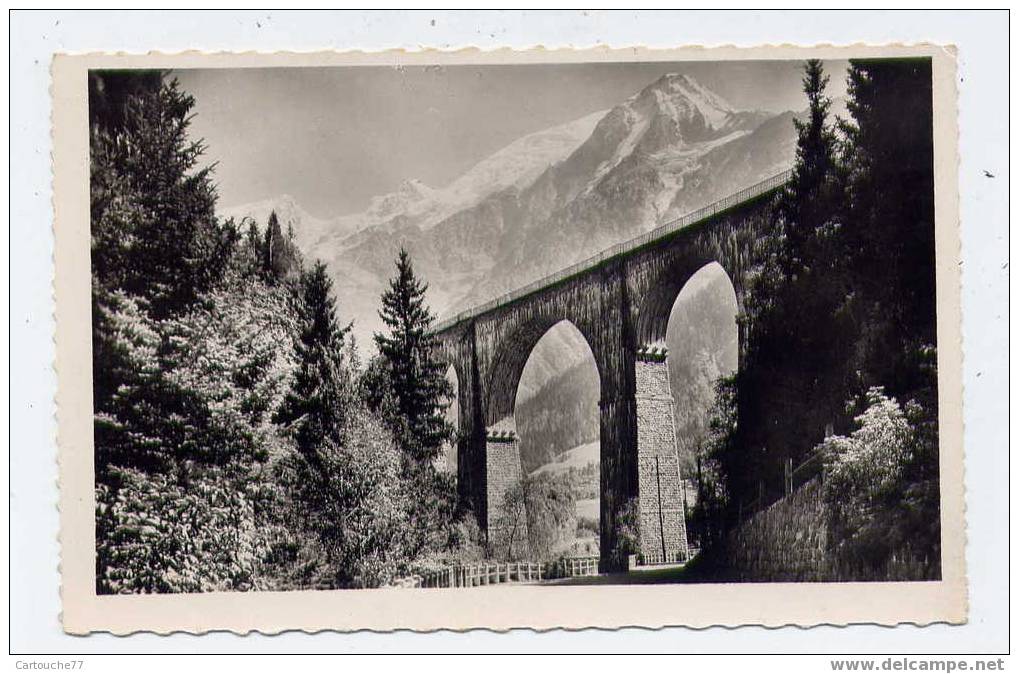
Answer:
[431,172,786,569]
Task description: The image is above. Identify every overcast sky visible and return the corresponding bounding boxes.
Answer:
[177,60,848,218]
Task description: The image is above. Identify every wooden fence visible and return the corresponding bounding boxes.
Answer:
[548,556,599,578]
[415,561,545,588]
[400,556,602,589]
[735,447,828,525]
[638,548,690,567]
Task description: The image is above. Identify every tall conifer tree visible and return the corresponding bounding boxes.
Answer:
[374,248,453,465]
[840,58,936,395]
[262,211,283,275]
[276,261,352,457]
[89,76,228,318]
[732,60,849,508]
[782,59,840,278]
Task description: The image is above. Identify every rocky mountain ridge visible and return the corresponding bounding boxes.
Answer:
[220,74,801,381]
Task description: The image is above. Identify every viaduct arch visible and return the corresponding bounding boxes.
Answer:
[432,171,789,569]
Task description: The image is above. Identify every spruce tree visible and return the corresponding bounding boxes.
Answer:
[276,261,352,457]
[374,248,453,465]
[260,210,302,282]
[782,59,839,278]
[733,60,849,509]
[245,218,260,255]
[841,58,936,395]
[89,76,228,318]
[262,211,283,276]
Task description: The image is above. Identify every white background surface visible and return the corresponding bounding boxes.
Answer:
[8,9,1010,655]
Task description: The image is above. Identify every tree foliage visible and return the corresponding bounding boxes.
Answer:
[260,211,303,283]
[90,77,230,318]
[90,74,451,593]
[367,249,461,562]
[275,408,409,588]
[274,262,352,459]
[731,56,854,502]
[493,472,577,561]
[840,58,937,395]
[782,59,841,279]
[696,59,940,579]
[96,463,264,594]
[819,388,940,579]
[610,497,642,564]
[523,473,578,560]
[373,248,454,465]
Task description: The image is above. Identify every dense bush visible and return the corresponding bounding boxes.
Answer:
[822,388,912,530]
[820,388,940,580]
[610,497,641,565]
[96,464,263,593]
[89,76,229,319]
[524,472,577,560]
[274,408,409,588]
[491,472,576,561]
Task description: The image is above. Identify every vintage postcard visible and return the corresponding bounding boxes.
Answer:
[54,44,965,634]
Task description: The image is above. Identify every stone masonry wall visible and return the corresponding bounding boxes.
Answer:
[635,355,690,560]
[722,478,827,581]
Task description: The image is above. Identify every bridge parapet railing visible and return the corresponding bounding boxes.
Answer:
[431,168,793,334]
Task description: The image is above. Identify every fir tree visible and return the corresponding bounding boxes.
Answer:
[262,211,282,275]
[727,60,851,513]
[89,76,229,318]
[245,218,260,254]
[841,58,937,378]
[782,59,840,278]
[260,210,302,282]
[373,248,453,465]
[276,261,352,458]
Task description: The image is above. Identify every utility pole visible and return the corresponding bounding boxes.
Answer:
[655,455,667,558]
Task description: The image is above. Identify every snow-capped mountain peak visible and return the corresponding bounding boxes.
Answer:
[647,73,737,129]
[245,75,796,356]
[326,109,606,238]
[219,194,309,232]
[600,73,753,155]
[363,178,436,221]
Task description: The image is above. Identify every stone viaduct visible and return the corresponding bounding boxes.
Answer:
[430,170,791,569]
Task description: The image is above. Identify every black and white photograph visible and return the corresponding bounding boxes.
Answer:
[83,54,946,594]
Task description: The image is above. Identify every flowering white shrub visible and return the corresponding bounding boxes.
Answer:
[821,388,912,535]
[818,387,940,579]
[824,388,910,494]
